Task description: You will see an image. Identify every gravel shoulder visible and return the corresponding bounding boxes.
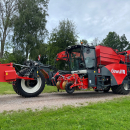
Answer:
[0,91,129,113]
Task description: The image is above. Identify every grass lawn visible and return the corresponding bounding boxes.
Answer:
[0,82,94,95]
[0,96,130,130]
[0,82,60,95]
[0,82,15,94]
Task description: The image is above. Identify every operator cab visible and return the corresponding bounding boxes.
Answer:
[66,45,96,71]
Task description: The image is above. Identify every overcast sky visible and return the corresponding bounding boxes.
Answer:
[46,0,130,43]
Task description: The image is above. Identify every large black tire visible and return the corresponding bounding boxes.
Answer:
[111,85,118,94]
[94,89,98,92]
[12,69,29,95]
[65,82,75,94]
[104,86,110,93]
[111,83,129,95]
[13,81,20,95]
[13,69,45,97]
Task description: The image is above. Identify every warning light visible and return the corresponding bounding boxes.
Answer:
[81,42,83,44]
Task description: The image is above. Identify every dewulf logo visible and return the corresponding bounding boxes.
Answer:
[111,69,125,74]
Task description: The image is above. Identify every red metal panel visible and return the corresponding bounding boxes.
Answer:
[56,51,68,61]
[126,50,130,54]
[119,55,125,63]
[105,64,127,85]
[97,57,120,65]
[4,70,17,81]
[0,63,16,82]
[0,63,35,82]
[96,45,121,66]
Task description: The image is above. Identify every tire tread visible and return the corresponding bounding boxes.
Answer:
[13,69,45,97]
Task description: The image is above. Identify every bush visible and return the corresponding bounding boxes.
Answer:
[0,51,26,65]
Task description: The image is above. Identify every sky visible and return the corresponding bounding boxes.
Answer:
[46,0,130,44]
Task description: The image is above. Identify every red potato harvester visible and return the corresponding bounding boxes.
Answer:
[52,43,130,95]
[1,43,130,97]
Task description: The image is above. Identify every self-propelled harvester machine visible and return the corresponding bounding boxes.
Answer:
[0,43,130,97]
[52,43,130,95]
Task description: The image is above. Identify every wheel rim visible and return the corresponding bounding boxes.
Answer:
[123,83,129,90]
[21,78,42,93]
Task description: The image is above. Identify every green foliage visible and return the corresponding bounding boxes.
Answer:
[13,50,26,64]
[0,50,26,64]
[55,60,70,71]
[102,32,130,52]
[80,39,88,45]
[0,51,16,63]
[1,97,130,129]
[47,19,78,69]
[30,43,48,64]
[0,0,18,58]
[13,0,49,58]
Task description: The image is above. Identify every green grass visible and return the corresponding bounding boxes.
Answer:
[0,82,15,94]
[0,82,63,95]
[0,82,93,95]
[0,96,130,130]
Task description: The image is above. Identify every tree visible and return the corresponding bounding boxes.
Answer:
[13,0,49,59]
[48,19,78,67]
[92,37,100,46]
[102,32,130,52]
[0,50,26,65]
[80,39,88,45]
[0,0,18,58]
[30,43,48,64]
[120,34,130,51]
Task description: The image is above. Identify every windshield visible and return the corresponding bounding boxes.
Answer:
[69,48,85,71]
[83,47,95,68]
